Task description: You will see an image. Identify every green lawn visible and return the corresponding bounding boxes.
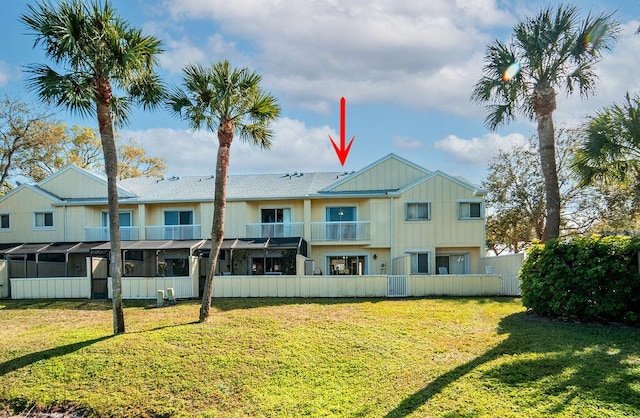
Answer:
[0,297,638,417]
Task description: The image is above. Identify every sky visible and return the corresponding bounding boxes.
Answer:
[1,0,639,185]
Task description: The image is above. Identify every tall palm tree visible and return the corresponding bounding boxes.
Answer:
[22,0,165,334]
[168,61,280,322]
[471,4,619,241]
[573,93,640,188]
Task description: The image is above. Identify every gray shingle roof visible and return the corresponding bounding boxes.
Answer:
[118,172,347,202]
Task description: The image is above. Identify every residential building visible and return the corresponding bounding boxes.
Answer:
[0,154,495,299]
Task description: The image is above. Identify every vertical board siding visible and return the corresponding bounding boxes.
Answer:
[480,253,524,296]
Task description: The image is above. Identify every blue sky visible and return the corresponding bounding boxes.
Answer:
[1,0,639,184]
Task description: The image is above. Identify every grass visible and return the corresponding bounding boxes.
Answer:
[0,297,638,417]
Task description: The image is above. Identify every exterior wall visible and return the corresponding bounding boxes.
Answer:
[331,157,427,192]
[394,174,485,250]
[39,167,107,199]
[220,201,246,238]
[0,188,63,243]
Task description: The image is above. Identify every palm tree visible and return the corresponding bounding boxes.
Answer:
[168,61,280,322]
[22,0,165,334]
[471,4,619,241]
[573,93,640,188]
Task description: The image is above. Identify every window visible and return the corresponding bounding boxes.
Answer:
[406,202,430,221]
[165,210,193,225]
[436,254,469,274]
[164,210,195,239]
[328,255,367,275]
[34,211,54,229]
[261,208,291,224]
[0,213,9,230]
[101,211,132,227]
[457,201,483,219]
[409,252,430,274]
[326,207,357,240]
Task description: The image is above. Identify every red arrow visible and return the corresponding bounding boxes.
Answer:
[328,97,355,166]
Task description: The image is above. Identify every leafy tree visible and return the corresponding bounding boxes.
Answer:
[22,0,165,335]
[24,125,166,181]
[168,61,280,322]
[0,94,55,194]
[472,4,619,241]
[483,128,620,253]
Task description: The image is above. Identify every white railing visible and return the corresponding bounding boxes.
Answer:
[145,225,201,240]
[245,222,304,238]
[85,226,139,241]
[310,221,370,241]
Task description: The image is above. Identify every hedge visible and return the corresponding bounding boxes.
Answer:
[520,235,640,324]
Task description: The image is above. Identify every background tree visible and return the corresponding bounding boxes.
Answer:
[483,128,617,253]
[168,61,280,322]
[22,0,165,335]
[472,4,619,241]
[0,94,55,194]
[572,93,640,233]
[24,126,166,181]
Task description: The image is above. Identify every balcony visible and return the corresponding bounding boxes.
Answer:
[145,225,202,240]
[85,226,140,241]
[311,221,370,241]
[245,222,304,238]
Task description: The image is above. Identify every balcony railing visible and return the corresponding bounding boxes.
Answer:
[245,222,304,238]
[311,221,370,241]
[145,225,202,240]
[85,226,139,241]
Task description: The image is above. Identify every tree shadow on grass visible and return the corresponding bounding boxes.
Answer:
[385,313,640,417]
[0,335,112,378]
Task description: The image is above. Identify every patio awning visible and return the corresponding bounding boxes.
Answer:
[4,243,52,255]
[90,240,206,252]
[198,237,305,254]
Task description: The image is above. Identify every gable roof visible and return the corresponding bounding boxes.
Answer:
[0,183,63,204]
[321,154,431,194]
[396,170,487,196]
[39,165,135,198]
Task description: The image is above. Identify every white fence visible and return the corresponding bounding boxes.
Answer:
[10,277,91,299]
[108,277,195,299]
[480,253,524,296]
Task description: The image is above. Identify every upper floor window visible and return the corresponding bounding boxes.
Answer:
[0,213,10,231]
[101,211,132,227]
[406,202,430,221]
[326,206,356,222]
[457,201,483,220]
[34,211,54,230]
[261,208,291,223]
[165,210,193,225]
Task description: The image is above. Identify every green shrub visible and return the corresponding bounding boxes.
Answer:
[520,235,640,324]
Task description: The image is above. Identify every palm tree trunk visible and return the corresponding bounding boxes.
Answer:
[534,85,561,241]
[200,120,233,322]
[97,98,125,334]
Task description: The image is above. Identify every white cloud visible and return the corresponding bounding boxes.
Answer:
[120,117,339,176]
[434,132,527,164]
[161,0,514,114]
[393,136,422,150]
[158,36,207,75]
